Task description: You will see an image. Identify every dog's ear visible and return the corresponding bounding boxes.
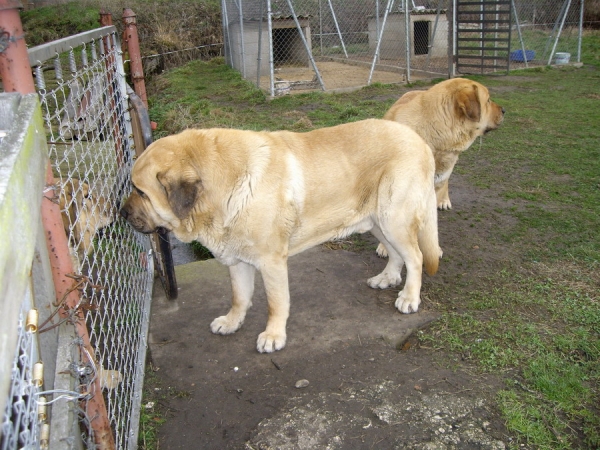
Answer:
[455,84,481,122]
[157,172,201,219]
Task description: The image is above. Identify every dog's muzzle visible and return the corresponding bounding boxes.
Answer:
[119,204,155,234]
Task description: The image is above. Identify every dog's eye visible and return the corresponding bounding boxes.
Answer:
[134,186,147,199]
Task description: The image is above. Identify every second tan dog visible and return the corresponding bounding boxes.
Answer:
[120,119,442,353]
[376,78,504,258]
[56,177,114,269]
[384,77,505,211]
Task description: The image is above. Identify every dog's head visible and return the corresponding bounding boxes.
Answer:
[120,133,203,234]
[451,78,505,134]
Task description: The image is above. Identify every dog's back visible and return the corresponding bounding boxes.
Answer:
[256,120,437,257]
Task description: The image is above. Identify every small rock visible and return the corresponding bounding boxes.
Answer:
[295,379,309,388]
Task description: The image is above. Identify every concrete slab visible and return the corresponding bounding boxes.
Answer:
[149,246,438,369]
[147,245,506,449]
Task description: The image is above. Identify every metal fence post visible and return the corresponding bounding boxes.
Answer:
[122,8,147,108]
[100,8,112,27]
[0,2,116,448]
[0,0,35,94]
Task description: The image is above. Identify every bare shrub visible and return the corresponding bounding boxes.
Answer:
[82,0,223,74]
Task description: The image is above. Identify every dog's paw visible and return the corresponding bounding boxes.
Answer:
[210,314,244,335]
[437,198,452,210]
[395,290,420,314]
[368,271,402,289]
[376,243,388,258]
[256,331,286,353]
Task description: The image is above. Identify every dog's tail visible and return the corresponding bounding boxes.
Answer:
[419,188,442,276]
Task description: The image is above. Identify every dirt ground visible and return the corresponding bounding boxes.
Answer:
[146,169,521,449]
[259,61,426,93]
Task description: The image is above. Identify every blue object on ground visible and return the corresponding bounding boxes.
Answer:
[510,49,535,62]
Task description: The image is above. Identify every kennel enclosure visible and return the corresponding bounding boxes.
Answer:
[221,0,586,95]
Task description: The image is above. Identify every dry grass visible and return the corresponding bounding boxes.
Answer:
[97,0,222,74]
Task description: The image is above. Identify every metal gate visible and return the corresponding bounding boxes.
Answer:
[455,0,512,74]
[27,26,153,449]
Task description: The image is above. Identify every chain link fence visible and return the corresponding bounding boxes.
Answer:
[32,26,154,449]
[222,0,451,94]
[222,0,586,94]
[1,25,155,449]
[1,290,44,450]
[510,0,584,68]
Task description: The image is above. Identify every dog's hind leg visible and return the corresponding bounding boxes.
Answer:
[211,261,256,335]
[379,218,424,314]
[367,226,404,289]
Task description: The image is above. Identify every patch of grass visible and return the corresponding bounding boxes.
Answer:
[149,58,403,136]
[422,264,600,448]
[323,234,378,253]
[190,241,213,260]
[456,65,600,262]
[21,2,100,45]
[138,362,196,449]
[138,364,167,450]
[22,0,223,74]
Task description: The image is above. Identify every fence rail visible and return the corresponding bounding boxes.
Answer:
[1,24,155,449]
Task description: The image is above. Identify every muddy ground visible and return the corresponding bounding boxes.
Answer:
[145,170,522,449]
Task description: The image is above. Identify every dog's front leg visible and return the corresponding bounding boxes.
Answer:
[435,178,452,210]
[211,261,255,335]
[256,258,290,353]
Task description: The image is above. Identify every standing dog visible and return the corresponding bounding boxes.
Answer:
[376,78,505,258]
[384,78,505,211]
[120,119,441,353]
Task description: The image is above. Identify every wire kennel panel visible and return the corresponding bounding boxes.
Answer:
[27,26,154,449]
[508,0,584,70]
[1,288,43,450]
[222,0,451,95]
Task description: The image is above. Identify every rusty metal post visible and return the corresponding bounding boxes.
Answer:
[0,2,115,448]
[98,9,126,167]
[41,166,116,450]
[0,0,35,93]
[99,8,112,26]
[122,8,147,108]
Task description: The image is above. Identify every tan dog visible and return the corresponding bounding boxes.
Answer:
[384,77,505,211]
[120,119,442,353]
[375,78,504,258]
[55,177,114,269]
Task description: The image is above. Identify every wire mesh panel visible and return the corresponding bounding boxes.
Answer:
[27,26,154,449]
[1,289,43,450]
[222,0,451,94]
[510,0,584,68]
